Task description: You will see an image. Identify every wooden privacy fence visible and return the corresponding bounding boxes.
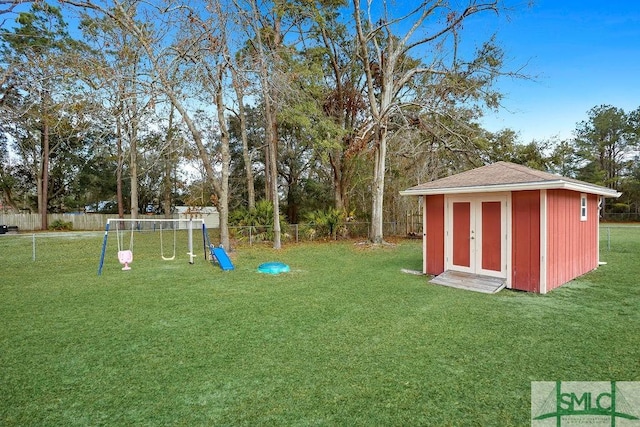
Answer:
[2,214,121,231]
[0,214,168,231]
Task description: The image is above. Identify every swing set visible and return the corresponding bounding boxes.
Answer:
[97,218,207,275]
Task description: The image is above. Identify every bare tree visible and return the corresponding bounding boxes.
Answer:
[79,6,158,219]
[352,0,505,243]
[65,0,236,248]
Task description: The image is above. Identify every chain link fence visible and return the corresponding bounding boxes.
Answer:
[0,220,424,265]
[2,224,636,268]
[206,221,421,246]
[599,224,640,252]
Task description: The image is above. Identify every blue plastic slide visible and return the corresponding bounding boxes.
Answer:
[211,246,235,271]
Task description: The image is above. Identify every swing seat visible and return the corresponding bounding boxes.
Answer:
[118,249,133,270]
[160,225,176,261]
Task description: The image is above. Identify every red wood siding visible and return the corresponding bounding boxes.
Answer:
[452,202,471,267]
[424,195,445,275]
[546,190,599,291]
[511,190,540,292]
[481,201,502,272]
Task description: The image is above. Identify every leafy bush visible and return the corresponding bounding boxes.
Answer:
[229,200,287,242]
[48,220,73,231]
[304,208,345,240]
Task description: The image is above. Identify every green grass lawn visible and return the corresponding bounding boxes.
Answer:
[1,227,639,426]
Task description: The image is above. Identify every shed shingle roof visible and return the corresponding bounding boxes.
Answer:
[400,161,621,197]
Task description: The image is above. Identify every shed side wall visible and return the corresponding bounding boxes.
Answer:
[425,195,445,275]
[546,190,599,291]
[511,190,541,292]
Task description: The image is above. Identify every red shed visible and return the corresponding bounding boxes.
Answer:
[400,162,621,293]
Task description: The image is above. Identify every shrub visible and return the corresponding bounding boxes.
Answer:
[48,219,73,231]
[304,208,345,240]
[229,200,287,242]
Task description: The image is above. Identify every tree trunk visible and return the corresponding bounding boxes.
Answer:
[369,128,387,243]
[246,0,282,249]
[162,109,175,218]
[330,150,345,211]
[215,81,231,250]
[129,124,138,219]
[39,121,49,230]
[162,156,172,218]
[116,118,124,218]
[264,99,281,249]
[231,72,255,210]
[264,142,272,202]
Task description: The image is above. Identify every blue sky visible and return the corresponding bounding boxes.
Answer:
[478,0,640,142]
[3,0,638,145]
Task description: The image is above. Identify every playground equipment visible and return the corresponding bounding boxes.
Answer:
[97,218,206,275]
[257,262,290,274]
[210,246,235,271]
[117,248,133,270]
[202,224,235,271]
[116,222,134,270]
[160,223,177,261]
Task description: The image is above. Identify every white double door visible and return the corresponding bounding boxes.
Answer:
[445,195,508,278]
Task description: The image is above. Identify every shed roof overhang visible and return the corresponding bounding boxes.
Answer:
[399,180,622,198]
